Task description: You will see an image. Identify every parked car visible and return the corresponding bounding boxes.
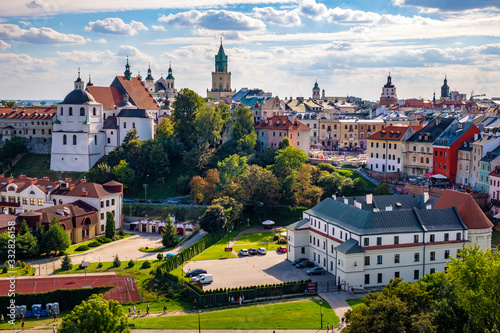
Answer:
[239,249,249,256]
[191,273,213,284]
[292,258,309,266]
[123,198,134,202]
[179,200,192,205]
[248,248,257,255]
[167,199,179,204]
[186,269,207,277]
[277,246,287,253]
[257,247,267,255]
[152,199,163,204]
[306,267,326,275]
[296,260,314,268]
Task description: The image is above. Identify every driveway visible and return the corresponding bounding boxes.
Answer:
[184,251,334,290]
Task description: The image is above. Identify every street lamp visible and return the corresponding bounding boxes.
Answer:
[143,184,148,202]
[320,301,323,329]
[198,309,201,333]
[266,237,269,251]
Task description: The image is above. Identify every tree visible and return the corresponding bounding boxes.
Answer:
[172,88,204,147]
[263,146,276,165]
[0,100,16,108]
[278,137,291,150]
[374,183,391,195]
[113,255,121,268]
[140,139,170,180]
[1,136,28,167]
[231,106,256,152]
[0,232,11,261]
[203,168,220,203]
[241,165,281,214]
[272,146,309,179]
[113,160,135,190]
[195,104,226,146]
[156,117,174,139]
[212,196,243,223]
[86,162,113,184]
[105,211,115,239]
[317,172,342,198]
[39,219,70,255]
[217,154,248,186]
[161,214,179,248]
[61,254,72,271]
[33,221,45,244]
[189,176,206,204]
[19,220,29,235]
[16,232,38,259]
[199,204,227,233]
[59,294,130,333]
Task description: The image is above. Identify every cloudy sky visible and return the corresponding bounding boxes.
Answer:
[1,0,500,102]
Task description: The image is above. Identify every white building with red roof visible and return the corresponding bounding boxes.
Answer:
[254,115,311,155]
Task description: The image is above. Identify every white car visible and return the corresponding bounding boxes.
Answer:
[239,249,249,256]
[257,247,267,255]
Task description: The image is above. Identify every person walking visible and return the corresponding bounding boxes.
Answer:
[133,305,136,315]
[326,322,330,332]
[163,304,167,314]
[128,307,131,316]
[21,320,25,330]
[53,324,56,332]
[146,304,149,315]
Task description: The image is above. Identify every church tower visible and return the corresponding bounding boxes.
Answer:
[207,39,234,100]
[312,81,320,100]
[440,75,450,101]
[124,57,132,81]
[144,63,154,92]
[165,62,175,94]
[380,73,398,106]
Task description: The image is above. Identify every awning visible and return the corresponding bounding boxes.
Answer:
[424,173,436,177]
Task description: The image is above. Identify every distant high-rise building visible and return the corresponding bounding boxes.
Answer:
[380,73,398,106]
[207,39,234,100]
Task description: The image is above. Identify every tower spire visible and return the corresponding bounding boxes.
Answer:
[124,56,132,80]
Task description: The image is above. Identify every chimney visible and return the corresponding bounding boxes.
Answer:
[366,193,373,205]
[19,174,27,179]
[385,206,393,211]
[332,194,337,200]
[426,204,432,209]
[474,133,479,141]
[344,197,349,205]
[41,176,50,181]
[354,201,362,209]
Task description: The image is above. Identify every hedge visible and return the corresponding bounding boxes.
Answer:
[75,245,89,251]
[0,286,112,313]
[88,241,101,248]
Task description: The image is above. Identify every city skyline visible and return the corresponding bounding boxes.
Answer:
[1,0,500,101]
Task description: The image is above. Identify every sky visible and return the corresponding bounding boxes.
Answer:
[1,0,500,102]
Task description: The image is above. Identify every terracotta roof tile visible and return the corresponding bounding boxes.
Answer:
[0,107,55,119]
[367,125,414,141]
[114,76,159,110]
[87,86,123,109]
[434,189,493,229]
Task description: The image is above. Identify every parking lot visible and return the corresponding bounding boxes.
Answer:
[183,251,334,290]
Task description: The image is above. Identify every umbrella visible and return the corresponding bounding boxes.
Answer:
[262,220,275,226]
[431,174,447,179]
[424,173,436,177]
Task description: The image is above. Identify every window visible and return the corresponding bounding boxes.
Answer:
[414,235,419,243]
[101,224,104,232]
[63,135,67,145]
[430,268,435,274]
[395,272,400,278]
[430,234,435,242]
[80,107,85,116]
[30,198,35,205]
[93,107,96,116]
[111,199,115,205]
[38,198,43,206]
[414,253,420,262]
[101,213,104,220]
[69,107,73,116]
[106,200,110,207]
[377,273,382,284]
[100,201,104,208]
[310,235,312,243]
[301,247,305,254]
[60,107,63,115]
[365,274,370,284]
[377,237,382,246]
[22,198,28,205]
[73,135,77,145]
[124,122,127,129]
[430,251,435,261]
[364,238,369,246]
[444,233,449,241]
[394,254,400,263]
[444,250,450,259]
[394,236,399,244]
[414,270,420,280]
[94,135,97,145]
[377,255,383,265]
[364,256,370,266]
[456,232,461,241]
[133,122,136,128]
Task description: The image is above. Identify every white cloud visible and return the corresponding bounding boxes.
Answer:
[0,24,86,44]
[192,29,249,41]
[85,18,148,36]
[18,20,31,26]
[0,53,54,73]
[0,40,11,50]
[117,45,154,63]
[95,38,108,44]
[299,0,328,19]
[152,25,167,32]
[326,41,352,50]
[252,7,301,27]
[392,0,500,12]
[56,50,115,64]
[159,9,266,31]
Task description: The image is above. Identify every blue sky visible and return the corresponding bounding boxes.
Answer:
[1,0,500,101]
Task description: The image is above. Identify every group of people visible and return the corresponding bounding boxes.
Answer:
[227,295,245,305]
[127,304,169,317]
[326,316,346,332]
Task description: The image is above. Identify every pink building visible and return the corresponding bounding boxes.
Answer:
[489,166,500,216]
[255,115,310,155]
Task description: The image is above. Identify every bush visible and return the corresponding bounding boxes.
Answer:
[2,265,7,273]
[97,237,112,243]
[277,238,287,244]
[273,235,279,241]
[61,255,72,271]
[113,255,121,268]
[118,228,125,236]
[16,260,21,267]
[97,262,103,269]
[128,260,135,268]
[318,163,336,173]
[141,261,152,269]
[75,245,89,251]
[112,235,120,241]
[21,261,26,268]
[157,253,164,260]
[88,241,101,248]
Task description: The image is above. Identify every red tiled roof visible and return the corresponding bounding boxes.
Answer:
[87,86,122,109]
[367,125,414,141]
[52,180,122,198]
[255,115,309,131]
[0,107,55,119]
[114,76,159,110]
[434,189,493,229]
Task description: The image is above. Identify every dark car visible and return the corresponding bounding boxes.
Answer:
[179,200,192,205]
[296,261,315,268]
[152,200,163,204]
[186,269,207,277]
[292,258,309,266]
[248,248,257,255]
[306,267,326,275]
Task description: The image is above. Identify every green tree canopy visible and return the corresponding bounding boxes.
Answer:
[156,117,174,139]
[105,211,115,239]
[39,219,70,255]
[272,146,309,179]
[231,106,256,152]
[172,88,204,147]
[374,183,391,195]
[217,154,249,185]
[86,162,113,184]
[195,103,228,147]
[59,294,130,333]
[199,204,227,233]
[161,214,179,248]
[113,160,135,189]
[212,196,243,223]
[278,137,291,150]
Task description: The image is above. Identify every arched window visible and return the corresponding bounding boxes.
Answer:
[63,134,67,145]
[69,107,73,116]
[60,107,63,115]
[59,199,63,204]
[73,135,77,145]
[80,107,85,116]
[92,107,96,116]
[53,199,56,205]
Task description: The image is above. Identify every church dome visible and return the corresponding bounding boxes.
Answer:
[60,89,96,105]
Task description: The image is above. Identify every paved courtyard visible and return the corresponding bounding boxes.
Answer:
[184,251,335,290]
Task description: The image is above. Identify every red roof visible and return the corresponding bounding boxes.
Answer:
[367,125,414,141]
[434,189,493,229]
[113,76,159,110]
[0,107,55,119]
[255,115,309,131]
[87,86,122,109]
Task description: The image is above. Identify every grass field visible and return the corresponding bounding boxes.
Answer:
[129,298,339,330]
[346,298,364,310]
[0,265,36,277]
[234,231,276,244]
[233,243,280,253]
[53,259,162,275]
[0,312,68,330]
[189,226,249,261]
[7,153,85,180]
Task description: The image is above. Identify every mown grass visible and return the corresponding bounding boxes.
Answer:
[189,226,249,261]
[0,265,36,277]
[0,311,69,330]
[7,153,85,180]
[346,298,364,310]
[129,298,339,329]
[234,231,276,244]
[53,259,162,275]
[232,243,280,253]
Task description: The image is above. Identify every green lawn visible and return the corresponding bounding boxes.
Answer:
[64,233,135,255]
[122,298,191,315]
[234,231,276,244]
[492,230,500,247]
[346,298,364,310]
[53,259,162,275]
[7,153,85,180]
[129,298,338,330]
[0,266,36,277]
[0,311,68,330]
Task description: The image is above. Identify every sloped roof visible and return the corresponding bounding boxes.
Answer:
[434,189,493,229]
[286,218,309,231]
[407,117,455,143]
[254,115,309,131]
[337,193,437,211]
[103,115,118,129]
[0,107,56,120]
[367,125,413,141]
[434,122,478,147]
[51,180,122,198]
[116,108,151,118]
[87,86,123,109]
[416,207,466,231]
[113,76,159,110]
[336,238,364,254]
[60,89,95,105]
